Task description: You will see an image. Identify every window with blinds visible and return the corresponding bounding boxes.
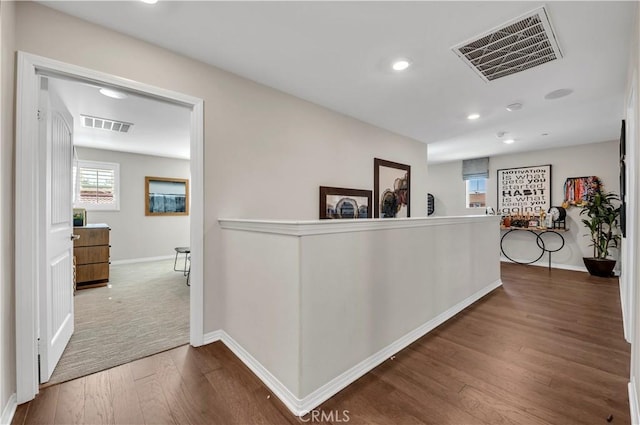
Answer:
[73,160,120,211]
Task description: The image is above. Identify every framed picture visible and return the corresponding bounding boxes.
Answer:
[620,119,626,160]
[374,158,410,218]
[73,208,86,227]
[145,176,189,216]
[497,164,551,215]
[621,160,626,237]
[563,176,602,207]
[319,186,372,219]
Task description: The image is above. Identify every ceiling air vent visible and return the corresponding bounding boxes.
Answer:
[452,6,562,82]
[81,114,133,133]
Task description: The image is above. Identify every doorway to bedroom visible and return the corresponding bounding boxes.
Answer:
[42,74,192,386]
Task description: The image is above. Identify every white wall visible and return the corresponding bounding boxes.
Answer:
[13,2,428,352]
[626,5,640,424]
[75,147,190,262]
[427,141,620,271]
[0,0,17,421]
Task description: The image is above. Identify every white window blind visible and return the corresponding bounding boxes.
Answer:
[74,160,120,211]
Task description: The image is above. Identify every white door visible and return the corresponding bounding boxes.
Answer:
[38,76,75,383]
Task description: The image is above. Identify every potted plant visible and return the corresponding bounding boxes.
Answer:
[580,191,621,277]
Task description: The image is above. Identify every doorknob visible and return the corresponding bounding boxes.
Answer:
[71,234,80,241]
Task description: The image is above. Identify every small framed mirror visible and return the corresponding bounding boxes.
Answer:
[145,176,189,216]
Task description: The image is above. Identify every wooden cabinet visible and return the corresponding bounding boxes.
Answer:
[73,224,110,289]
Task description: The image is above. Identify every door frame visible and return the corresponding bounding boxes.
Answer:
[15,51,205,403]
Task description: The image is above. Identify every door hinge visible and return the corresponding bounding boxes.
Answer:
[37,109,42,121]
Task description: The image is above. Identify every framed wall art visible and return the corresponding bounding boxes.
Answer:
[562,176,602,207]
[145,176,189,216]
[374,158,410,218]
[497,164,551,215]
[620,119,627,237]
[319,186,372,219]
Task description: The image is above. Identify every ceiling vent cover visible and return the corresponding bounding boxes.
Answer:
[452,7,562,82]
[80,114,133,133]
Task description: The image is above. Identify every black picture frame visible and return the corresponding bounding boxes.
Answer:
[620,119,626,160]
[374,158,411,218]
[621,160,627,237]
[319,186,372,219]
[496,164,551,215]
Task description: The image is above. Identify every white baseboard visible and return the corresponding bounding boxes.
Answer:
[500,257,588,273]
[202,330,223,345]
[110,255,174,266]
[1,394,17,425]
[630,378,640,425]
[202,279,502,417]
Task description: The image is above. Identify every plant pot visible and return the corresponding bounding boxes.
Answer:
[583,257,616,277]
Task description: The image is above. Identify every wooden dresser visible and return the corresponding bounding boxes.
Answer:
[73,224,110,289]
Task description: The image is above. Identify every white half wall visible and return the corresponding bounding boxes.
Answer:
[75,147,190,262]
[219,216,501,414]
[427,141,620,270]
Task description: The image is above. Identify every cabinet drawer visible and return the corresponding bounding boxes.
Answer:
[73,228,109,247]
[76,263,109,283]
[74,246,109,265]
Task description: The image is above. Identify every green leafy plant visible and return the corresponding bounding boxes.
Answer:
[579,191,621,259]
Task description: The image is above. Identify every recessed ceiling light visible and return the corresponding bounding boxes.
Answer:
[545,88,573,100]
[140,0,158,4]
[99,88,128,100]
[391,60,411,71]
[503,139,515,145]
[467,113,480,120]
[391,59,411,71]
[506,103,523,112]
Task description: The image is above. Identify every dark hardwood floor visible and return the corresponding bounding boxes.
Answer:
[13,263,631,424]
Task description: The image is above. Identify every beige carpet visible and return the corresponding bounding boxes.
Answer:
[47,259,189,385]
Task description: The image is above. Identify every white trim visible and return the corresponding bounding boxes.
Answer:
[189,100,204,347]
[219,215,500,237]
[202,330,223,345]
[215,279,502,417]
[16,50,40,404]
[110,255,174,266]
[500,257,588,273]
[0,394,17,425]
[15,51,206,402]
[630,378,640,425]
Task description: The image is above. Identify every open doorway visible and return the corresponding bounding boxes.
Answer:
[40,76,192,385]
[15,52,204,403]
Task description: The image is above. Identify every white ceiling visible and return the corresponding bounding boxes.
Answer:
[41,1,637,164]
[48,77,191,159]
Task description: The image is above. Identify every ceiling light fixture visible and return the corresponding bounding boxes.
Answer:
[503,139,515,145]
[506,103,523,112]
[99,88,128,100]
[392,59,411,71]
[140,0,158,4]
[467,113,480,120]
